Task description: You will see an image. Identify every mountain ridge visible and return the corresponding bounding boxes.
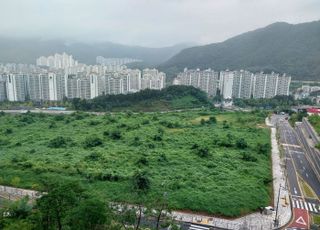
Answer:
[159,20,320,81]
[0,38,192,65]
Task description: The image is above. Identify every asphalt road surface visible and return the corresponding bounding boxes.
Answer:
[277,117,320,219]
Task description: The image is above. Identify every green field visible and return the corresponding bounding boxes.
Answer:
[0,110,271,217]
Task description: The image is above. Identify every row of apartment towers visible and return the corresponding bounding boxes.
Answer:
[0,69,166,102]
[173,69,291,99]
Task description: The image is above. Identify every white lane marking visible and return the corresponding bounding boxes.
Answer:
[304,202,309,211]
[303,167,306,171]
[190,225,209,230]
[308,203,314,212]
[295,200,300,208]
[299,200,304,209]
[312,203,319,213]
[294,187,298,195]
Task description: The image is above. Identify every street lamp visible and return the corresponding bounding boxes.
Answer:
[274,184,285,227]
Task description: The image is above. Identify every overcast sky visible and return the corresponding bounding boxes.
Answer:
[0,0,319,47]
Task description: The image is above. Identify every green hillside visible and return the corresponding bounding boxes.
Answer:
[160,20,320,81]
[70,85,211,112]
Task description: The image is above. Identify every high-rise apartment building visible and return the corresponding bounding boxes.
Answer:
[27,73,65,101]
[36,53,78,69]
[174,68,218,96]
[5,74,27,101]
[0,75,6,101]
[252,72,291,99]
[220,70,234,99]
[175,68,291,100]
[141,69,166,90]
[128,69,141,92]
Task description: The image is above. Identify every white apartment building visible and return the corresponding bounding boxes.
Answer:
[232,70,253,99]
[252,72,291,99]
[174,68,219,96]
[0,75,6,101]
[128,69,141,92]
[5,74,27,101]
[36,53,78,69]
[175,68,291,100]
[141,69,166,90]
[66,74,90,99]
[28,73,65,101]
[220,70,234,99]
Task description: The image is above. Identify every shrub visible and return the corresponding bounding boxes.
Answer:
[109,130,121,140]
[158,153,168,162]
[196,147,210,158]
[83,136,103,148]
[48,122,57,129]
[153,134,163,141]
[48,136,70,148]
[4,128,13,134]
[137,157,149,166]
[200,119,206,125]
[19,114,34,124]
[54,115,65,121]
[132,171,150,192]
[217,138,233,148]
[241,152,257,162]
[142,119,150,125]
[85,152,103,161]
[191,143,199,149]
[222,120,230,129]
[88,120,101,126]
[236,138,248,149]
[209,116,217,124]
[0,138,10,146]
[256,143,270,155]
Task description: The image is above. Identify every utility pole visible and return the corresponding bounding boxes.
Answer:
[274,184,282,227]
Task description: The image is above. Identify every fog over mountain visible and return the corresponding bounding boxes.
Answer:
[0,38,192,65]
[0,0,319,46]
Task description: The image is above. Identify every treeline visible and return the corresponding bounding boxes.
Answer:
[70,85,210,111]
[233,95,314,109]
[0,176,178,230]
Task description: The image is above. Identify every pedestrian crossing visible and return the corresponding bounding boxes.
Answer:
[292,199,320,213]
[189,224,210,230]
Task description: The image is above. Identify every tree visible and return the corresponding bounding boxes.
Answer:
[132,171,151,230]
[36,180,84,230]
[236,138,248,149]
[67,198,111,230]
[196,147,210,158]
[83,136,103,148]
[208,116,217,124]
[48,136,70,148]
[112,204,136,230]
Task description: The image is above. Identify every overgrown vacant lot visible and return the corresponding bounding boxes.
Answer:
[0,110,271,217]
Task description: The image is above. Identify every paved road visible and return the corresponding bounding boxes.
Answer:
[276,115,320,230]
[277,120,302,198]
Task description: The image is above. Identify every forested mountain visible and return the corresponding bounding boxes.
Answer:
[160,20,320,81]
[0,38,191,65]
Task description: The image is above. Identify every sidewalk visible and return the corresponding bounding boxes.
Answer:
[0,185,40,200]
